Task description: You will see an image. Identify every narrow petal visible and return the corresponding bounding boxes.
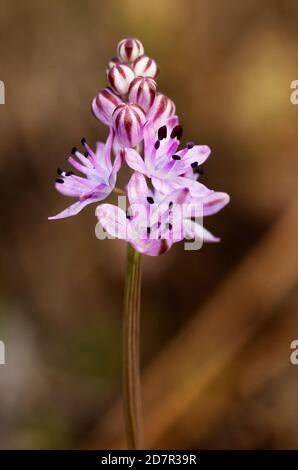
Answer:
[124,148,148,175]
[127,172,149,206]
[48,199,94,220]
[183,219,220,243]
[201,191,230,216]
[96,204,128,240]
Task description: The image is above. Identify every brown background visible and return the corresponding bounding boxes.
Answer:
[0,0,298,449]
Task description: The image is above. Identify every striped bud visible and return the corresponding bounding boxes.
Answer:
[132,55,159,79]
[117,37,144,62]
[91,87,123,125]
[147,93,176,129]
[108,64,135,96]
[107,56,121,71]
[112,103,146,148]
[128,77,157,113]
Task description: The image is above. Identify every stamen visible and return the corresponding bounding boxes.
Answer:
[166,222,173,230]
[172,154,181,160]
[170,125,183,140]
[187,142,194,149]
[57,167,63,175]
[65,171,74,176]
[154,140,160,150]
[84,151,89,158]
[158,125,167,140]
[147,227,151,235]
[191,161,198,168]
[56,178,64,184]
[81,137,86,146]
[71,147,77,154]
[147,196,154,204]
[169,201,173,209]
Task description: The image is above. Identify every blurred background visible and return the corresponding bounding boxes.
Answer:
[0,0,298,449]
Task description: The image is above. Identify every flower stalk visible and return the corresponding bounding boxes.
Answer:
[123,243,143,449]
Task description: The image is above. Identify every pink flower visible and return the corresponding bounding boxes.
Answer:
[124,116,211,196]
[128,77,157,113]
[132,55,159,79]
[117,37,145,62]
[96,173,220,256]
[107,64,135,96]
[91,87,123,126]
[49,129,121,219]
[112,103,146,148]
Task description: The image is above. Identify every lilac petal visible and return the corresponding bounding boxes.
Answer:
[96,204,128,240]
[183,219,220,243]
[54,175,94,197]
[201,191,230,216]
[143,120,157,172]
[177,145,211,165]
[48,198,95,220]
[127,172,149,205]
[130,239,172,256]
[124,148,148,175]
[108,151,122,187]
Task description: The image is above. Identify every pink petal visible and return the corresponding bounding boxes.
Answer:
[124,148,148,175]
[96,204,128,240]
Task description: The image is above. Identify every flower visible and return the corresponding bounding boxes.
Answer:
[112,103,146,148]
[147,92,176,129]
[124,115,213,197]
[132,55,159,79]
[49,129,121,219]
[117,37,145,62]
[128,77,157,113]
[107,64,135,95]
[96,172,221,256]
[91,87,123,126]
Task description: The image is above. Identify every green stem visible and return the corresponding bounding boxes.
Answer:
[123,244,143,449]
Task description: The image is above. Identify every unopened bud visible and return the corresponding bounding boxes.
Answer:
[107,56,121,71]
[112,103,146,148]
[108,64,135,96]
[92,87,123,125]
[128,77,157,113]
[147,93,176,129]
[132,55,159,79]
[117,37,144,62]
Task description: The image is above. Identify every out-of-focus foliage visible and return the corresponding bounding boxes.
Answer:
[0,0,298,449]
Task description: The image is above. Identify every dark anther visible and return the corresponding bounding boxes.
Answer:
[147,196,154,204]
[169,201,173,209]
[65,171,73,176]
[126,211,132,220]
[56,178,64,184]
[57,167,63,175]
[84,151,89,158]
[187,142,194,149]
[157,221,161,228]
[71,147,77,154]
[191,161,198,168]
[170,125,183,140]
[81,137,86,145]
[154,140,160,150]
[158,125,167,140]
[166,222,173,230]
[147,227,151,235]
[172,154,181,160]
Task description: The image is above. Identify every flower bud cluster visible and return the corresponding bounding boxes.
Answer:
[92,37,174,147]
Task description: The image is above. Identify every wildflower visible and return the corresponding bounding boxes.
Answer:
[91,87,123,125]
[107,64,135,96]
[49,129,121,219]
[128,77,157,113]
[117,37,144,63]
[112,103,146,148]
[124,115,213,197]
[96,173,220,256]
[132,55,159,79]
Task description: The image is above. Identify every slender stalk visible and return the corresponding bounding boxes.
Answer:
[123,243,143,449]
